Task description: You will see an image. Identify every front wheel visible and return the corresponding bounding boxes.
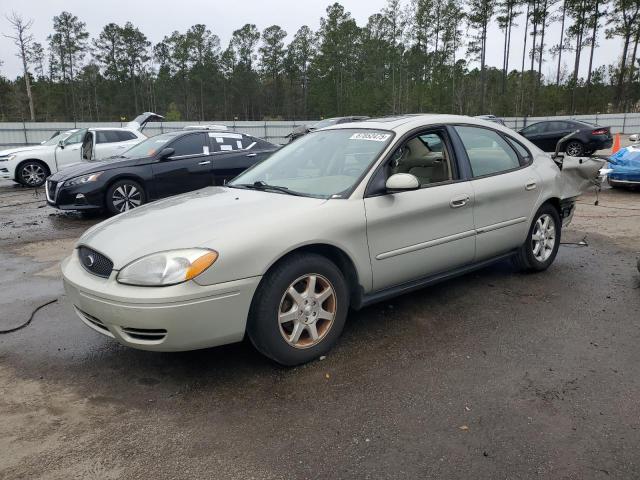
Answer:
[17,160,49,187]
[247,253,349,366]
[513,204,561,272]
[105,179,146,214]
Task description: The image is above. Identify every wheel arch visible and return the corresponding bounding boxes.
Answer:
[103,174,148,210]
[16,158,51,177]
[261,243,364,308]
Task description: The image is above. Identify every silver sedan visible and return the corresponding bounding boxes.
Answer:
[62,115,602,365]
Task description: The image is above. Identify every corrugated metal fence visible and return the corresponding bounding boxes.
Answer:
[0,120,305,148]
[1,113,639,148]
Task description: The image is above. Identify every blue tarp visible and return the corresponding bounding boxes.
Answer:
[609,146,640,182]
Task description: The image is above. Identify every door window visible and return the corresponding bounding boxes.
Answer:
[455,126,521,177]
[95,131,123,144]
[170,133,207,156]
[115,131,138,141]
[64,130,85,145]
[208,132,245,152]
[505,136,532,165]
[389,130,454,186]
[521,122,546,135]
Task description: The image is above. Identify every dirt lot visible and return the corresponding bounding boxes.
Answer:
[0,178,639,479]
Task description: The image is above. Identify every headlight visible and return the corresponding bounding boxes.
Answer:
[117,249,219,286]
[0,154,16,162]
[64,171,104,187]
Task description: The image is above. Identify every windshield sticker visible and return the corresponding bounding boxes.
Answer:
[203,145,210,154]
[349,132,391,142]
[236,141,243,149]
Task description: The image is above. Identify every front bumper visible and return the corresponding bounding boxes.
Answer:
[46,178,105,210]
[62,252,261,351]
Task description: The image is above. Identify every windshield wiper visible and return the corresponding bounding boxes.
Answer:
[231,181,299,196]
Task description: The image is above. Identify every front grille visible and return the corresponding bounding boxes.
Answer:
[78,246,113,278]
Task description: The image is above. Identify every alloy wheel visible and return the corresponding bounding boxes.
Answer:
[278,274,337,349]
[531,213,556,262]
[112,184,142,212]
[21,163,46,186]
[566,141,583,157]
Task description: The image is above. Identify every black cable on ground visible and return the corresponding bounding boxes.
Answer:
[0,298,58,334]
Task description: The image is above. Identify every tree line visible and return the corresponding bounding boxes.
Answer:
[1,0,639,123]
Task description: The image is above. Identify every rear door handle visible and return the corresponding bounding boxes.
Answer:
[450,195,470,208]
[246,153,257,157]
[198,160,211,165]
[525,180,537,191]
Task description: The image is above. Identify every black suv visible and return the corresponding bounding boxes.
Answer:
[518,120,612,156]
[46,130,278,214]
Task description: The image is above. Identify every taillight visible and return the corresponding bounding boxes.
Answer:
[592,128,608,135]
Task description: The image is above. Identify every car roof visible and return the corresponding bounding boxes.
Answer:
[324,114,513,135]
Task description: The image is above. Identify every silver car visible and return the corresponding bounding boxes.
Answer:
[62,115,601,365]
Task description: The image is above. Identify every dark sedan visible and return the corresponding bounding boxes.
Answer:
[518,119,612,156]
[46,130,278,214]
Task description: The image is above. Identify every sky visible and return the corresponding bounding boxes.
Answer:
[0,0,621,81]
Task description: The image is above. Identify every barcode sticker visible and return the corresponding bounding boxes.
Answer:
[349,132,391,142]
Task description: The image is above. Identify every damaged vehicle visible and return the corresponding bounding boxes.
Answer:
[603,145,640,189]
[0,112,163,187]
[61,115,603,366]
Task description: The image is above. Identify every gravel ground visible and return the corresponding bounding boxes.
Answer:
[0,178,639,479]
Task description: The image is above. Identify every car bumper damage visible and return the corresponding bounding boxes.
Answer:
[62,252,261,351]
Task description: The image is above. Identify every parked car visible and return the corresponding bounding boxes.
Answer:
[0,112,163,187]
[61,114,602,365]
[46,129,278,214]
[475,115,506,126]
[518,119,612,156]
[287,116,370,142]
[605,144,640,188]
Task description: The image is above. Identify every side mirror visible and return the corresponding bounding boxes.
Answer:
[57,140,65,149]
[158,147,175,159]
[386,173,419,192]
[629,134,639,143]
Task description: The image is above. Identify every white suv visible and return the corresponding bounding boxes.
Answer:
[0,112,163,187]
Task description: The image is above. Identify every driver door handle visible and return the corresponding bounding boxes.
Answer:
[198,160,211,165]
[450,195,470,208]
[525,180,537,191]
[246,153,257,157]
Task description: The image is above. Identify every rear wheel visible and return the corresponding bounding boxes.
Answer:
[105,179,145,215]
[565,140,585,157]
[513,204,561,272]
[17,160,49,187]
[247,253,349,366]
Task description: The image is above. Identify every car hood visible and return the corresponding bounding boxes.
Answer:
[0,144,49,156]
[49,156,144,181]
[78,187,327,269]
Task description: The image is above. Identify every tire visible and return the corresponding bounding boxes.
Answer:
[565,140,585,157]
[16,160,49,187]
[247,253,350,366]
[513,204,561,272]
[105,179,146,215]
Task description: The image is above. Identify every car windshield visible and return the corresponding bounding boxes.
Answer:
[229,129,393,198]
[120,132,180,158]
[43,129,81,146]
[310,118,340,129]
